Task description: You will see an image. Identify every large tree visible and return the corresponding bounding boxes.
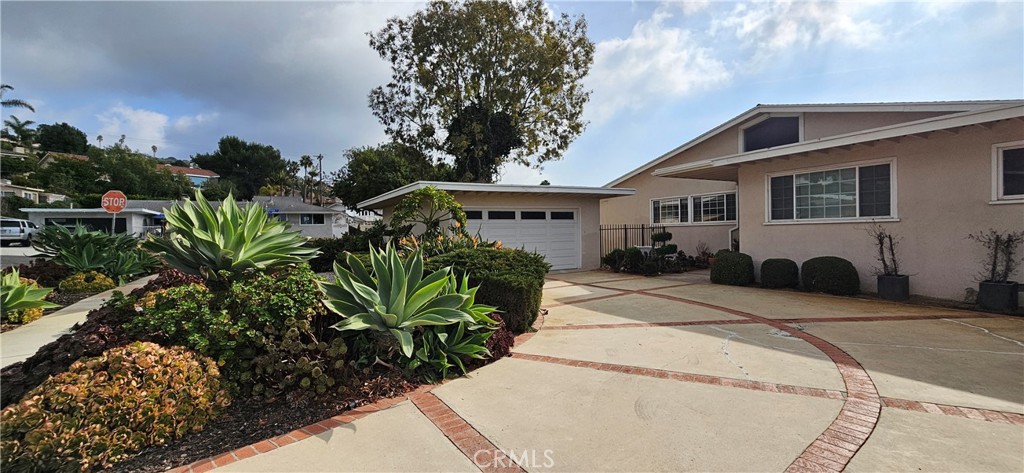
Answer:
[332,143,439,209]
[3,116,36,149]
[368,0,594,182]
[191,136,287,199]
[36,122,89,154]
[91,145,193,198]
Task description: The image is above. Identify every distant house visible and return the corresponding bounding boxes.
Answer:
[158,164,219,187]
[37,151,90,167]
[21,195,338,238]
[603,99,1024,300]
[0,179,66,204]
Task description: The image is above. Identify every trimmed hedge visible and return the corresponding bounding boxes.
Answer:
[710,252,755,286]
[761,258,799,289]
[425,248,549,334]
[801,256,860,295]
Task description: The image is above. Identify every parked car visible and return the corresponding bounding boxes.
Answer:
[0,218,39,247]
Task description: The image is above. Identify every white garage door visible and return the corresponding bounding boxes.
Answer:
[466,209,580,270]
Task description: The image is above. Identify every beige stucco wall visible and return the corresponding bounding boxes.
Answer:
[802,112,949,141]
[738,120,1024,300]
[381,193,604,270]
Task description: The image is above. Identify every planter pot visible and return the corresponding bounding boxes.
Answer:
[978,281,1020,311]
[877,275,910,301]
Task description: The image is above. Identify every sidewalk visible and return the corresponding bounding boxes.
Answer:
[0,275,156,368]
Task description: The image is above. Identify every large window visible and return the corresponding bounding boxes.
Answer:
[300,214,326,225]
[768,162,893,222]
[652,192,736,224]
[995,143,1024,200]
[743,116,801,152]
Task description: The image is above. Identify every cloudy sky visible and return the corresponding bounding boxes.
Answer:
[2,1,1022,186]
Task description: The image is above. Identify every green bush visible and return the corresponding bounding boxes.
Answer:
[602,249,626,271]
[425,248,549,334]
[622,247,645,274]
[761,258,799,289]
[128,265,349,398]
[58,271,116,294]
[653,244,678,257]
[651,231,673,243]
[801,256,860,295]
[305,237,349,272]
[0,342,229,471]
[710,252,755,286]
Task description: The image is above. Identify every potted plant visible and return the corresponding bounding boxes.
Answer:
[869,225,909,301]
[968,229,1024,311]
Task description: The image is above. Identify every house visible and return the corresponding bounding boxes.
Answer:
[604,100,1024,300]
[21,195,338,238]
[0,179,66,204]
[358,181,635,270]
[37,151,90,167]
[158,164,219,187]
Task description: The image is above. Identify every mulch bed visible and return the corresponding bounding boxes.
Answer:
[107,372,419,473]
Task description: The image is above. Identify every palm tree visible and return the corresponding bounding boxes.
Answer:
[4,115,37,148]
[299,154,313,202]
[0,84,35,112]
[285,160,300,197]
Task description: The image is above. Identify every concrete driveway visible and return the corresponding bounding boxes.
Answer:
[202,270,1024,473]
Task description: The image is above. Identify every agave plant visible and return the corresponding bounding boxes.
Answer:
[143,191,319,280]
[32,224,138,259]
[321,244,496,359]
[1,269,59,318]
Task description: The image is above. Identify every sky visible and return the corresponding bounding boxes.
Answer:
[2,1,1022,187]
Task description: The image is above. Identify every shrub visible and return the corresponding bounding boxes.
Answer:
[143,190,318,281]
[622,247,645,274]
[1,271,58,323]
[710,252,754,286]
[7,259,73,288]
[602,249,626,271]
[801,256,860,295]
[760,258,799,289]
[424,248,549,333]
[0,342,229,471]
[641,260,660,277]
[58,271,116,294]
[715,248,733,257]
[322,246,496,377]
[653,244,678,257]
[651,231,673,243]
[305,237,350,272]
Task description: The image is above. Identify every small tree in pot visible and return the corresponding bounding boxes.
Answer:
[968,229,1024,311]
[869,225,908,301]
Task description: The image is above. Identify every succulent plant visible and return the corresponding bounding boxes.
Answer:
[1,270,58,321]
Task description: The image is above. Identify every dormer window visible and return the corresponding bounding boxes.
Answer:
[742,115,801,152]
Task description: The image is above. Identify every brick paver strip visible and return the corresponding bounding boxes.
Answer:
[410,391,525,473]
[880,397,1024,425]
[513,352,847,401]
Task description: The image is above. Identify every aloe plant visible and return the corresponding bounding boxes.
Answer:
[1,269,59,318]
[143,191,319,279]
[321,244,496,358]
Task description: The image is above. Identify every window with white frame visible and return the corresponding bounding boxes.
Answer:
[995,143,1024,200]
[768,162,893,221]
[652,192,736,224]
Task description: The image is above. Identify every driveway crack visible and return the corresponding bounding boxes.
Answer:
[941,319,1024,347]
[709,327,750,379]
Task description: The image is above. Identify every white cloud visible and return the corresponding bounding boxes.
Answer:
[587,9,731,124]
[710,1,887,64]
[173,112,217,132]
[97,104,169,148]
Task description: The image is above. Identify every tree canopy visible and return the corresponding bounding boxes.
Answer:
[191,136,287,199]
[36,122,89,154]
[332,143,445,209]
[368,0,594,182]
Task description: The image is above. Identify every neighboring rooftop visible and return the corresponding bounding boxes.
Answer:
[358,181,636,209]
[159,164,219,178]
[20,195,338,215]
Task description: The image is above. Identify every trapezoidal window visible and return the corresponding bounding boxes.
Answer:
[743,116,800,152]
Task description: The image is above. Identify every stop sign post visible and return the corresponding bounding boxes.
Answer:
[101,190,128,234]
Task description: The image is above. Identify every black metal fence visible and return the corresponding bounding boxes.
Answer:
[600,224,667,257]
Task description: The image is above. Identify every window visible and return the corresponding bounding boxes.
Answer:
[520,211,546,220]
[743,116,800,152]
[300,214,325,225]
[465,210,483,220]
[550,211,575,220]
[488,210,516,219]
[651,193,736,224]
[996,144,1024,200]
[768,162,893,222]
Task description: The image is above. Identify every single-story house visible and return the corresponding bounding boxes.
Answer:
[0,179,66,204]
[159,164,220,187]
[21,195,338,238]
[604,99,1024,301]
[37,151,90,167]
[358,181,635,270]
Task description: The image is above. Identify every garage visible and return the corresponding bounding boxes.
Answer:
[465,209,580,270]
[358,181,635,271]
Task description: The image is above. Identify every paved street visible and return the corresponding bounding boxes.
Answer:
[0,245,37,269]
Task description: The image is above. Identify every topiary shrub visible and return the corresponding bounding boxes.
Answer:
[761,258,799,289]
[58,271,116,294]
[602,249,626,271]
[653,244,678,257]
[425,248,549,334]
[801,256,860,296]
[710,252,755,286]
[0,342,229,471]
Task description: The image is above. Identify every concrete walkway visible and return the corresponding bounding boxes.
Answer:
[171,270,1022,473]
[0,275,155,368]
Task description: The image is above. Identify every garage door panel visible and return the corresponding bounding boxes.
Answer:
[468,210,580,270]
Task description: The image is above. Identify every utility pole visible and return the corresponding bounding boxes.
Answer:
[317,153,324,206]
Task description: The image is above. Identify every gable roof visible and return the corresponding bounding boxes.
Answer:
[41,151,90,162]
[605,100,1023,187]
[652,102,1024,181]
[160,164,219,178]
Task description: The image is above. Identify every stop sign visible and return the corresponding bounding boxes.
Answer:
[101,190,128,213]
